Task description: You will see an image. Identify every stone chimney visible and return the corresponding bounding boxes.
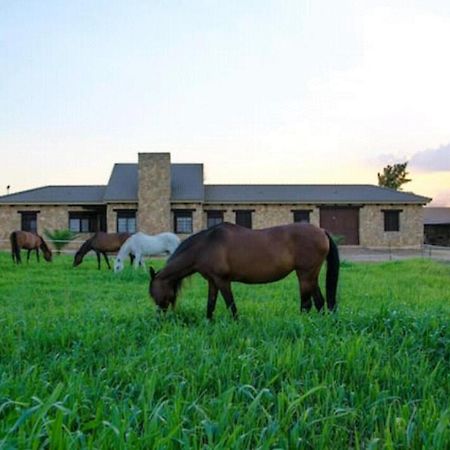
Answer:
[138,153,171,233]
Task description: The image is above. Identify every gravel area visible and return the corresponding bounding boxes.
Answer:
[339,245,450,262]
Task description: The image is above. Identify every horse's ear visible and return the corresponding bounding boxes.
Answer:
[149,266,156,280]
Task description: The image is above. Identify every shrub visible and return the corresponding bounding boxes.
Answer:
[44,229,78,254]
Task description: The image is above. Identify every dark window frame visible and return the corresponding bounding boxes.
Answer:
[292,209,312,223]
[173,209,194,234]
[234,210,253,229]
[206,210,224,228]
[20,211,38,233]
[116,210,137,233]
[68,212,99,233]
[382,209,402,232]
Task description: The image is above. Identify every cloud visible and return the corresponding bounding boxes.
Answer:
[410,144,450,172]
[429,189,450,207]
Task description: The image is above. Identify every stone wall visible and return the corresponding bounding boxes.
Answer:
[360,204,424,248]
[138,153,171,234]
[0,205,98,251]
[203,203,320,229]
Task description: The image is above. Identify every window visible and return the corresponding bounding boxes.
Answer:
[207,210,224,228]
[293,210,311,223]
[21,212,37,233]
[383,210,401,232]
[173,210,193,233]
[235,210,252,229]
[117,210,136,233]
[69,212,98,233]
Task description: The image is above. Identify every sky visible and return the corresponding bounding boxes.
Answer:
[1,0,449,205]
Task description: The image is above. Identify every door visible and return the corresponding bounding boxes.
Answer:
[320,207,360,245]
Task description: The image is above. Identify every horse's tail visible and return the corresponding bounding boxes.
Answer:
[10,231,21,264]
[325,232,340,311]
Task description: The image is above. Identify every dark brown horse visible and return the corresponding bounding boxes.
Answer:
[73,232,133,270]
[149,222,339,319]
[10,231,53,264]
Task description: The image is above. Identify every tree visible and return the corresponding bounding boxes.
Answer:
[377,162,411,190]
[44,229,78,255]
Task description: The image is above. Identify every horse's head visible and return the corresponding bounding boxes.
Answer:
[39,237,53,262]
[114,257,124,273]
[149,267,177,312]
[73,250,83,267]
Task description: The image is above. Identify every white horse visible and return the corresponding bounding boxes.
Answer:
[114,232,180,272]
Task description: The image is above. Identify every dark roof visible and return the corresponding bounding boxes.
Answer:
[0,185,106,204]
[102,163,204,202]
[171,164,204,201]
[204,184,431,204]
[0,166,430,206]
[103,164,138,202]
[0,163,205,204]
[424,207,450,224]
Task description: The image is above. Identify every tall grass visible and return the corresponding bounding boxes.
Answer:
[0,253,448,449]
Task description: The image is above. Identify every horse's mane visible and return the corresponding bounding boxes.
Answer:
[38,235,52,254]
[76,237,94,256]
[167,227,213,263]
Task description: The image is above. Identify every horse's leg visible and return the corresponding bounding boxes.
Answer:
[312,286,325,312]
[36,248,40,263]
[297,271,315,313]
[133,253,141,269]
[206,280,219,320]
[216,280,238,319]
[96,251,101,270]
[129,253,135,266]
[103,253,111,270]
[27,249,31,263]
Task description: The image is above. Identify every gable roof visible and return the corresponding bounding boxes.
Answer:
[0,155,430,206]
[424,207,450,224]
[103,164,138,202]
[0,185,106,204]
[171,164,204,201]
[102,163,204,202]
[0,163,205,204]
[204,184,431,204]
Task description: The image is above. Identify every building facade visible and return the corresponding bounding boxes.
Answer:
[0,152,431,249]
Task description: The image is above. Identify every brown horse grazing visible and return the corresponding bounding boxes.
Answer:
[10,231,53,264]
[149,222,340,319]
[73,232,133,270]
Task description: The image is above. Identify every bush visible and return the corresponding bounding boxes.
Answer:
[44,229,78,254]
[331,234,345,245]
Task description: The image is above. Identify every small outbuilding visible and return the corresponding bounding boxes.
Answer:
[424,207,450,246]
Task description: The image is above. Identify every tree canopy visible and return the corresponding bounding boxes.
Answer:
[377,162,411,190]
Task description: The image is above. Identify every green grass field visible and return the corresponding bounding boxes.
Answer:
[0,252,449,449]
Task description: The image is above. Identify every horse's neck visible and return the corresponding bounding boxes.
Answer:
[118,240,131,259]
[79,239,93,256]
[160,253,194,284]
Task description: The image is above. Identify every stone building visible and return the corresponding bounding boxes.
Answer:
[0,152,430,249]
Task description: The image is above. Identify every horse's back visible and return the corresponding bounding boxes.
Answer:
[197,222,329,280]
[11,230,39,249]
[94,232,131,251]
